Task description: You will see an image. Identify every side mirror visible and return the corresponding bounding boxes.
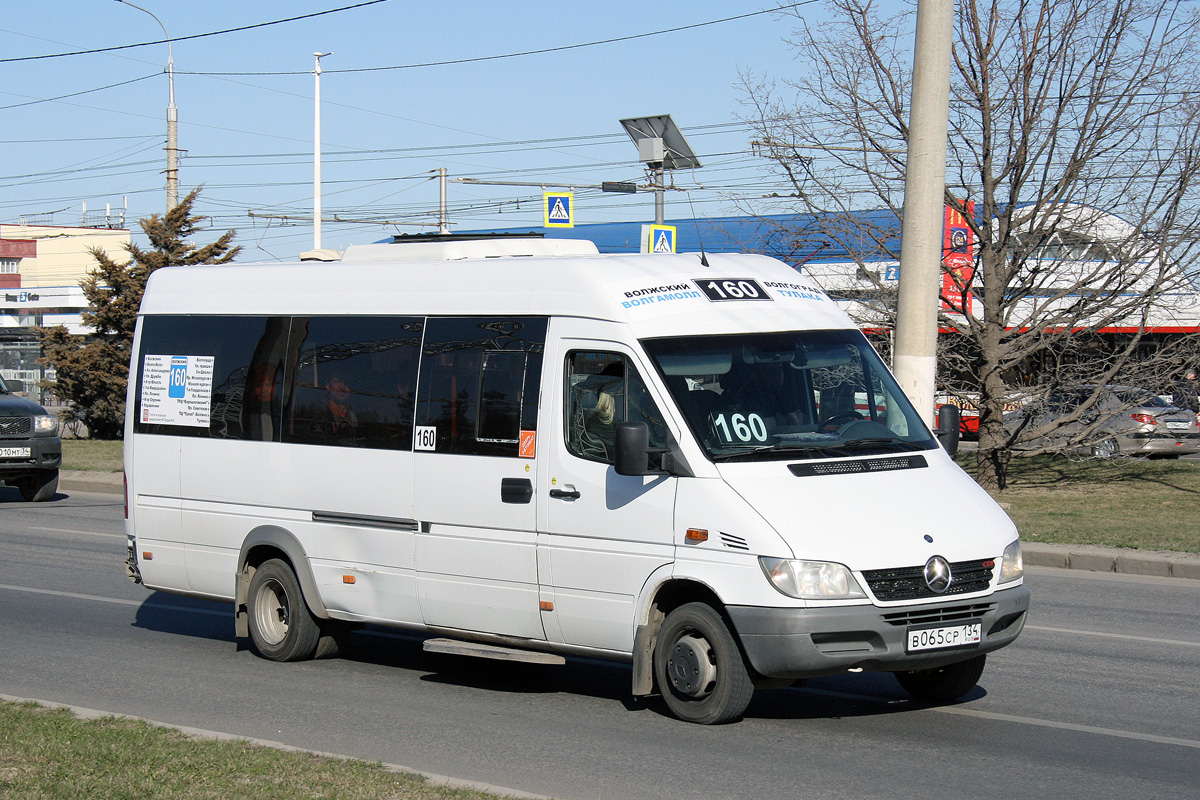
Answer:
[936,404,961,456]
[5,378,25,393]
[614,421,651,476]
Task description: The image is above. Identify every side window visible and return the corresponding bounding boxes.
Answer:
[415,317,547,456]
[565,351,667,467]
[282,316,423,450]
[134,315,288,441]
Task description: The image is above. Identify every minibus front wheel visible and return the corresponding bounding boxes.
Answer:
[654,602,754,724]
[247,558,321,662]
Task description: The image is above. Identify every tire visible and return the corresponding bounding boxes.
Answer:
[654,602,754,725]
[246,559,320,662]
[894,654,986,701]
[1091,437,1119,458]
[17,469,58,502]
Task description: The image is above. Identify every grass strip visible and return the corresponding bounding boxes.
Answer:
[60,439,123,472]
[957,454,1200,554]
[0,701,511,800]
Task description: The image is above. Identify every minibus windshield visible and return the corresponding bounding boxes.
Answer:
[642,330,938,461]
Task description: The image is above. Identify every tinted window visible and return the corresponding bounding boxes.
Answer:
[135,315,289,441]
[415,317,546,456]
[283,316,423,450]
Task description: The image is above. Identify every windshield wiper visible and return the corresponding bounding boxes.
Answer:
[839,437,925,452]
[712,443,855,462]
[712,438,927,462]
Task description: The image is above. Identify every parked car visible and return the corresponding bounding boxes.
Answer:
[0,375,62,501]
[1005,385,1200,458]
[936,391,1030,440]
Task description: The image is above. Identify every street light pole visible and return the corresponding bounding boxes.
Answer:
[313,52,332,251]
[115,0,177,211]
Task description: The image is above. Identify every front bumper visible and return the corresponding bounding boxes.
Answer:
[0,435,62,480]
[728,583,1029,679]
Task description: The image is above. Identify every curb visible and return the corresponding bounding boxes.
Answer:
[60,473,1199,581]
[1022,541,1200,581]
[60,470,122,495]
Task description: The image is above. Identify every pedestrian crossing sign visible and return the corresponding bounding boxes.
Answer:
[543,191,574,228]
[641,224,676,253]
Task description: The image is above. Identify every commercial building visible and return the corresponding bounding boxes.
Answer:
[0,219,130,401]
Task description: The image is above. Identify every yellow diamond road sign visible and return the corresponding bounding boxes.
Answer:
[544,192,574,228]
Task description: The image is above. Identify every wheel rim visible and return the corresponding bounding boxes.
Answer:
[253,578,290,645]
[665,632,718,699]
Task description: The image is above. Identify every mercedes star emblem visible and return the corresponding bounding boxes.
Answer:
[923,556,952,593]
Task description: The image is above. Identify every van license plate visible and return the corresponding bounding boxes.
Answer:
[906,621,982,652]
[0,447,31,458]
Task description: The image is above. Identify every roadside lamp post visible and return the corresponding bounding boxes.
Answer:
[313,52,332,251]
[114,0,178,212]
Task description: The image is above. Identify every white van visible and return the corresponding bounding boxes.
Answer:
[123,234,1028,724]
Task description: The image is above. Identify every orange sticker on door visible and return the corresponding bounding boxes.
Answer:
[519,430,537,458]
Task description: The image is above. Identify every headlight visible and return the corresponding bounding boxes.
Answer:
[999,540,1023,583]
[33,415,58,435]
[759,557,866,600]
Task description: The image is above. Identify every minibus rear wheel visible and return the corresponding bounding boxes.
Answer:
[894,654,986,701]
[247,558,321,661]
[654,602,754,724]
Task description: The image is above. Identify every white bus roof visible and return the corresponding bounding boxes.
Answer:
[139,245,853,339]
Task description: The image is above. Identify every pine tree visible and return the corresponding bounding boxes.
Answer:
[39,188,240,439]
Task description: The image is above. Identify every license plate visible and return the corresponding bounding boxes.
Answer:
[0,447,31,458]
[1166,422,1190,431]
[906,621,982,652]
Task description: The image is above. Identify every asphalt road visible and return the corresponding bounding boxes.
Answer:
[2,487,1199,799]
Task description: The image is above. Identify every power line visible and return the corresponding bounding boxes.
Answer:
[0,74,159,110]
[179,3,813,76]
[0,0,391,64]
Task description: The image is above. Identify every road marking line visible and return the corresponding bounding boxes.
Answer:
[0,583,228,617]
[932,706,1200,749]
[1025,624,1200,648]
[801,687,1200,749]
[29,527,124,539]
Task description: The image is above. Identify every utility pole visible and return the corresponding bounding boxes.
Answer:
[313,52,331,251]
[116,0,177,211]
[894,0,954,426]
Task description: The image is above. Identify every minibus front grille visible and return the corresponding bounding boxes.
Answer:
[788,455,928,477]
[0,416,34,437]
[862,559,995,601]
[880,603,995,627]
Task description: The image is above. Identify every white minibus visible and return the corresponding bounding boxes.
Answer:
[124,234,1027,724]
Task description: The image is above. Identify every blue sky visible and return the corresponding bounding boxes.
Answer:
[0,1,866,261]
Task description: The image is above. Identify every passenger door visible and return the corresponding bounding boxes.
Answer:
[411,317,548,640]
[539,338,677,653]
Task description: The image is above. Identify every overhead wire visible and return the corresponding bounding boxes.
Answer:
[0,1,393,64]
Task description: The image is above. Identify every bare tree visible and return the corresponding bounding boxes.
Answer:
[740,0,1200,488]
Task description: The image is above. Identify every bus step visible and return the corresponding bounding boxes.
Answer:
[422,638,566,665]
